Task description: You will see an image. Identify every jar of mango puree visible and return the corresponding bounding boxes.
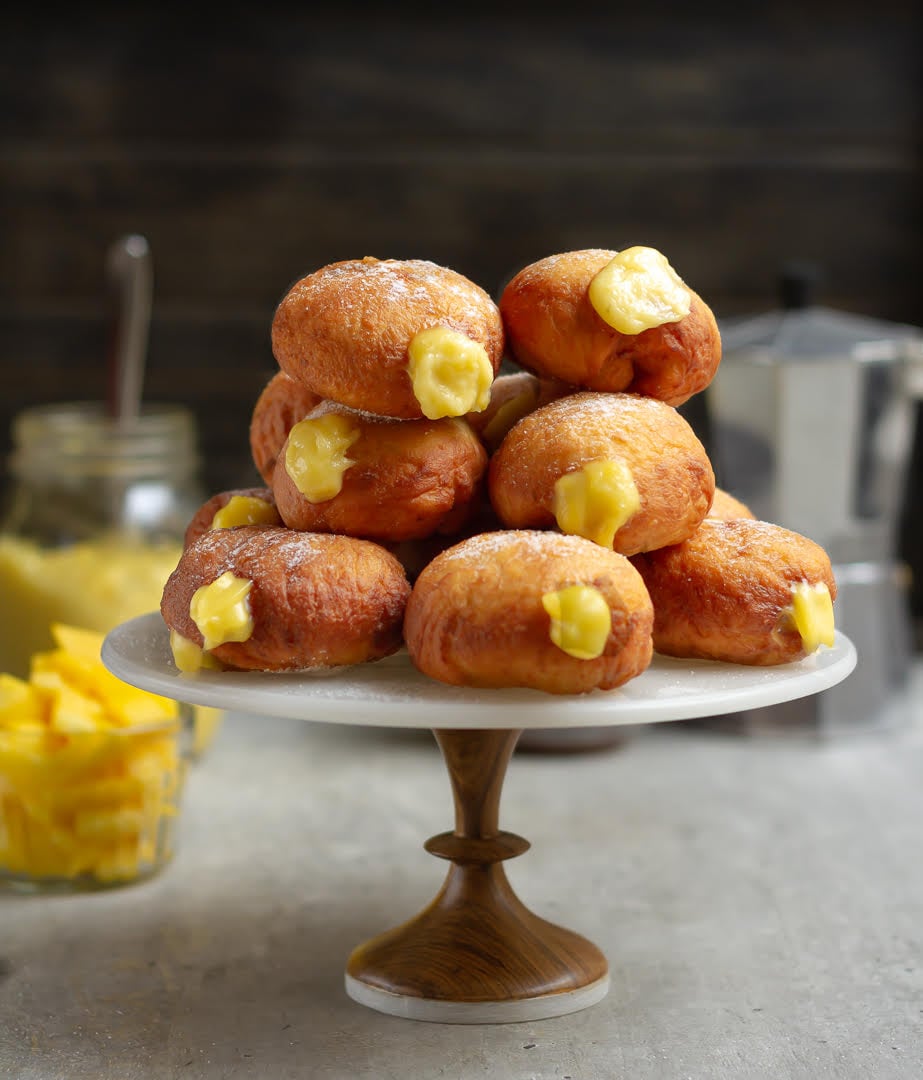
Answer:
[0,402,203,674]
[0,403,223,756]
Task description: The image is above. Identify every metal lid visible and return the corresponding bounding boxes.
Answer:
[719,263,923,365]
[720,306,923,365]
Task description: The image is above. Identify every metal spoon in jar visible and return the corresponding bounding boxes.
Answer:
[105,233,152,425]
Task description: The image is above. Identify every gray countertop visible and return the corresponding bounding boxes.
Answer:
[2,666,921,1080]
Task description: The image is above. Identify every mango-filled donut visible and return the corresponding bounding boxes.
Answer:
[631,518,837,666]
[488,391,714,556]
[499,247,721,406]
[183,487,282,548]
[464,370,571,454]
[707,487,755,521]
[271,257,505,420]
[404,530,654,695]
[271,401,488,542]
[249,371,323,484]
[161,526,410,672]
[383,486,504,582]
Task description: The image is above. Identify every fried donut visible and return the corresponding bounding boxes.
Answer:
[404,530,653,694]
[161,526,410,672]
[488,391,715,556]
[707,487,756,521]
[271,257,505,420]
[499,247,721,406]
[249,371,323,484]
[271,400,488,542]
[183,487,282,548]
[464,370,571,454]
[631,518,837,666]
[383,486,503,582]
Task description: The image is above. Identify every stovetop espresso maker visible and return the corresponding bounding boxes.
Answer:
[706,267,922,734]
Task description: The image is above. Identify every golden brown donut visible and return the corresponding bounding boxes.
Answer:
[464,370,571,454]
[249,371,323,485]
[183,487,282,548]
[382,486,503,582]
[488,391,714,556]
[271,257,505,420]
[631,518,838,665]
[404,530,653,694]
[707,487,756,521]
[271,401,488,542]
[161,526,410,672]
[499,248,721,406]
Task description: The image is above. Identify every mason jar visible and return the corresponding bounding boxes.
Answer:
[0,402,204,678]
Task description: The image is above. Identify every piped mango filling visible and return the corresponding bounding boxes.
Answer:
[788,581,835,654]
[481,390,537,448]
[553,458,640,548]
[588,246,691,335]
[542,585,612,660]
[211,495,279,530]
[285,414,360,503]
[189,571,254,652]
[407,326,493,419]
[169,631,225,674]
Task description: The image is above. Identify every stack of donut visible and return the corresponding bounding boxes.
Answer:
[161,248,837,692]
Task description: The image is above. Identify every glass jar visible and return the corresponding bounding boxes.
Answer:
[0,716,186,892]
[0,402,203,678]
[0,404,215,891]
[0,620,191,891]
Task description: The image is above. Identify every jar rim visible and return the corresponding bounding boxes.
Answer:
[9,401,201,478]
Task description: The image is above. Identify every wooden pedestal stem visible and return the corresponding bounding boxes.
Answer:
[345,728,609,1013]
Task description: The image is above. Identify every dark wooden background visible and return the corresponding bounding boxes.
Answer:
[1,3,921,619]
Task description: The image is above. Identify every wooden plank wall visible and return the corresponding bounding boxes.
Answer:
[1,3,921,616]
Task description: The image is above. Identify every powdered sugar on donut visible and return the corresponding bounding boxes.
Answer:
[309,258,494,319]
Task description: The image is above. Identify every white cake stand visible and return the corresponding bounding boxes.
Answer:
[103,613,856,1025]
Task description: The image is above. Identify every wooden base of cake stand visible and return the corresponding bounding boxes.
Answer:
[345,728,609,1023]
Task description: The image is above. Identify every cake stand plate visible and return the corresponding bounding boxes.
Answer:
[103,614,856,1024]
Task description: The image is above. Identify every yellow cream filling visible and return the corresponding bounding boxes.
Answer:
[407,326,493,419]
[553,458,641,548]
[189,571,254,652]
[788,581,835,654]
[169,630,224,674]
[211,495,278,530]
[284,414,360,503]
[588,246,692,335]
[481,390,536,448]
[542,585,612,660]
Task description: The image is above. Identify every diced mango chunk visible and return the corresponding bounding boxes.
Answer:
[0,625,183,886]
[0,674,44,729]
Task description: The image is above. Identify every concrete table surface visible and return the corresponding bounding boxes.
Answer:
[2,666,921,1080]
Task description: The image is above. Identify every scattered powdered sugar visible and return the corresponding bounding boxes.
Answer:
[538,390,665,425]
[305,257,492,319]
[435,529,596,566]
[510,249,617,288]
[264,530,330,571]
[190,526,330,573]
